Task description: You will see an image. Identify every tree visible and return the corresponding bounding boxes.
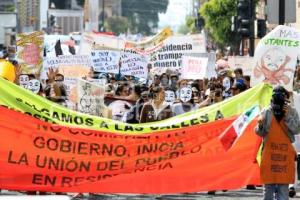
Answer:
[104,16,129,35]
[122,0,169,35]
[177,16,197,35]
[200,0,239,50]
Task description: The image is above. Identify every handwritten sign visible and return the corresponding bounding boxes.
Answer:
[120,53,148,78]
[91,50,120,73]
[181,56,208,80]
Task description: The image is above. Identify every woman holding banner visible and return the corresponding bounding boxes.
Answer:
[256,86,300,200]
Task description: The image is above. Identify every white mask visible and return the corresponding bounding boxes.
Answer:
[223,77,231,91]
[179,87,192,103]
[27,79,41,94]
[19,74,29,89]
[164,90,175,105]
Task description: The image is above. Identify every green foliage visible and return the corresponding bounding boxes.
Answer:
[177,24,189,35]
[186,16,197,33]
[200,0,238,48]
[4,4,15,12]
[104,16,129,35]
[178,16,198,34]
[122,0,169,35]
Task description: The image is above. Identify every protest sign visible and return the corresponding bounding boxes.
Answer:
[151,34,206,71]
[181,56,208,80]
[0,106,261,193]
[250,25,300,91]
[41,55,91,109]
[42,55,92,79]
[91,50,120,73]
[228,56,254,76]
[0,77,272,134]
[44,35,79,57]
[77,79,107,117]
[16,31,44,74]
[120,52,148,78]
[185,53,217,78]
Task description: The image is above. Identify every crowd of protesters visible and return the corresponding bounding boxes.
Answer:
[5,56,300,126]
[1,54,300,197]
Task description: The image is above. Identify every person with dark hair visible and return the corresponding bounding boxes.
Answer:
[234,68,243,80]
[115,84,129,97]
[140,86,171,123]
[44,68,67,105]
[126,85,142,101]
[244,75,251,89]
[170,74,179,91]
[123,90,149,124]
[256,86,300,200]
[160,73,169,88]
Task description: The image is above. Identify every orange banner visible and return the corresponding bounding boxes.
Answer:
[0,106,261,193]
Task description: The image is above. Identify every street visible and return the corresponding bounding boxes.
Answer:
[1,187,300,199]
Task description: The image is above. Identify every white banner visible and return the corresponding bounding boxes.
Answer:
[120,52,148,78]
[181,56,208,80]
[91,50,120,73]
[250,25,299,91]
[151,34,206,71]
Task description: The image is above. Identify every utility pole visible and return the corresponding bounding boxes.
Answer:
[279,0,285,25]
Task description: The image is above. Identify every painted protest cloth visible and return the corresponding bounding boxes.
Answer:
[16,31,44,74]
[0,106,261,193]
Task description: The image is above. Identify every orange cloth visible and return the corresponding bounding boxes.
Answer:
[260,116,296,184]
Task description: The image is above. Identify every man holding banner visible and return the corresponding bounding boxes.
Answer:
[256,86,300,200]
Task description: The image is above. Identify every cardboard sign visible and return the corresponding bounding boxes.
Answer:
[41,55,91,109]
[77,79,106,117]
[120,52,148,78]
[91,50,120,73]
[16,31,44,74]
[181,56,208,80]
[251,25,299,91]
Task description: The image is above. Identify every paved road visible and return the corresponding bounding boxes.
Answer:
[1,187,300,199]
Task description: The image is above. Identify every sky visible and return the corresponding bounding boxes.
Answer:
[158,0,193,32]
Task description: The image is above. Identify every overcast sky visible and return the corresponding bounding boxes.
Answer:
[158,0,192,32]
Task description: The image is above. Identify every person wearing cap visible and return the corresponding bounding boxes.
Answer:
[255,86,300,200]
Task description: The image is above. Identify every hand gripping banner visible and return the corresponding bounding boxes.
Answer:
[0,106,261,193]
[0,77,272,134]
